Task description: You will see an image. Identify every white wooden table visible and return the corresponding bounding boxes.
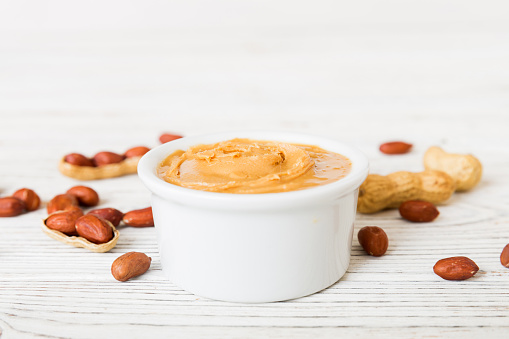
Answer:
[1,1,509,337]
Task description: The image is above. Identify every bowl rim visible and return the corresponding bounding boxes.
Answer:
[137,131,369,210]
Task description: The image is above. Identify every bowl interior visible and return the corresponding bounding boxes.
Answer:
[138,131,369,211]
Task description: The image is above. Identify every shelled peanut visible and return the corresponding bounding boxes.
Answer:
[159,133,182,144]
[87,208,124,227]
[122,207,154,227]
[399,200,440,222]
[433,256,479,281]
[67,186,100,206]
[75,215,114,244]
[111,252,152,282]
[0,197,27,217]
[45,207,84,235]
[501,244,509,268]
[379,141,412,155]
[47,194,79,214]
[357,226,389,257]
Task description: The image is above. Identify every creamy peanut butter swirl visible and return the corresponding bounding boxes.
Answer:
[157,138,351,194]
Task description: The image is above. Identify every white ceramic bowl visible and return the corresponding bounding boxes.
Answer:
[138,131,369,303]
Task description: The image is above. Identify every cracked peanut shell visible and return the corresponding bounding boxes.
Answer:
[59,156,141,180]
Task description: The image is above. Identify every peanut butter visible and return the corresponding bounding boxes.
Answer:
[157,138,351,194]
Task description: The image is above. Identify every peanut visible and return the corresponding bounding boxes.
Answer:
[433,256,479,281]
[399,200,439,222]
[0,197,26,217]
[424,146,482,191]
[92,152,125,167]
[111,252,151,282]
[45,207,83,235]
[357,170,455,213]
[59,155,138,180]
[75,215,113,244]
[66,186,99,207]
[12,188,40,211]
[379,141,412,155]
[501,244,509,268]
[357,226,388,256]
[125,146,150,158]
[87,208,124,227]
[47,194,79,214]
[122,207,154,227]
[159,133,182,144]
[64,153,95,167]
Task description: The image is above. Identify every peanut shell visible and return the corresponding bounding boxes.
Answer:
[424,146,482,191]
[59,156,141,180]
[41,217,119,253]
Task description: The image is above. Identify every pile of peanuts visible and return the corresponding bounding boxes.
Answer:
[63,133,181,167]
[1,132,183,282]
[0,188,41,217]
[359,141,509,282]
[44,186,154,244]
[64,147,151,167]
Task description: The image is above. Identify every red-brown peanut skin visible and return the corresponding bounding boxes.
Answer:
[0,197,26,217]
[45,207,84,235]
[12,188,40,211]
[87,208,124,227]
[66,186,100,207]
[399,200,439,222]
[75,215,113,244]
[159,133,183,144]
[64,153,95,167]
[501,244,509,268]
[47,194,79,214]
[122,207,154,227]
[124,146,151,158]
[433,256,479,281]
[92,152,125,167]
[111,252,152,282]
[357,226,389,257]
[379,141,413,155]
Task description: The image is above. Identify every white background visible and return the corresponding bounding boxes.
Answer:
[1,0,508,141]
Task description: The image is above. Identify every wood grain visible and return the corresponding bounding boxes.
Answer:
[1,1,509,337]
